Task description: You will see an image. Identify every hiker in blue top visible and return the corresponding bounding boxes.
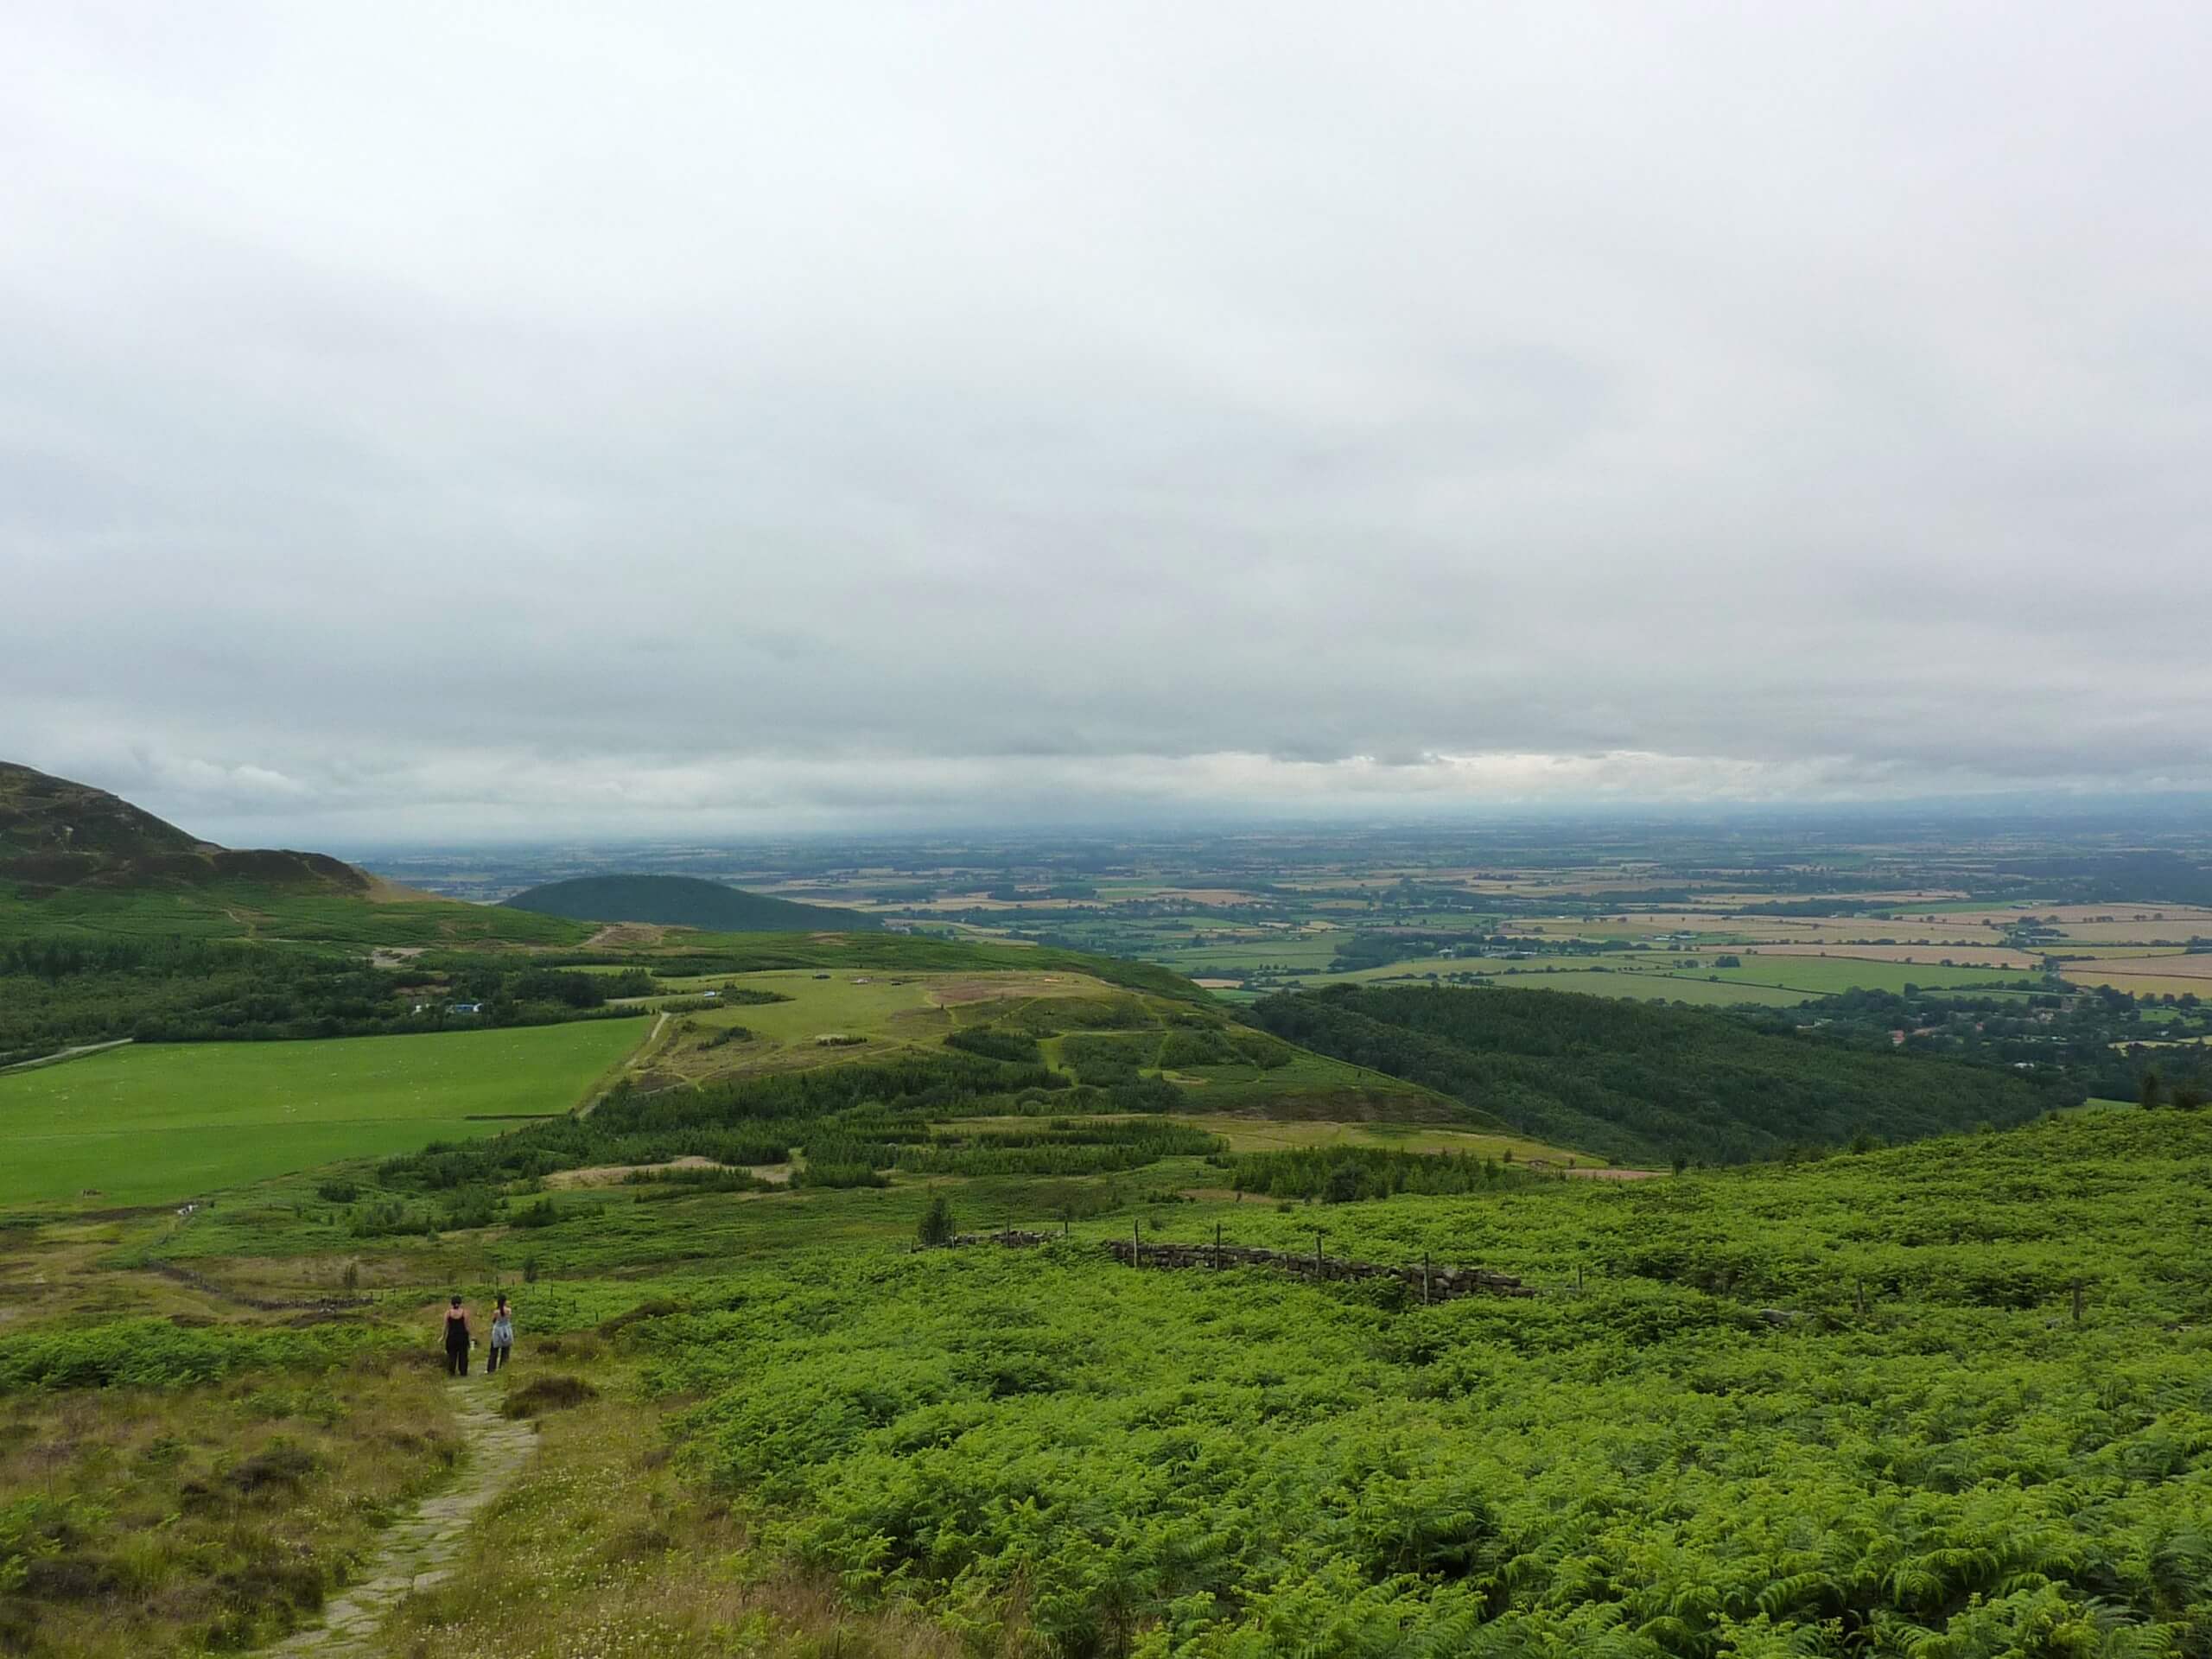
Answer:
[486,1294,515,1373]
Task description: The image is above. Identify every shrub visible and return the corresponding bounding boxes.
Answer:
[501,1375,599,1418]
[798,1162,887,1189]
[0,1320,397,1391]
[944,1027,1044,1064]
[917,1193,957,1248]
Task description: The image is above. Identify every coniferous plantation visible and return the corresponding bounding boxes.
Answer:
[1249,985,2065,1166]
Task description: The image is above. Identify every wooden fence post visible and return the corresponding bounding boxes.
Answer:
[2073,1281,2084,1323]
[1133,1218,1141,1268]
[1422,1252,1431,1305]
[1314,1230,1325,1282]
[1214,1222,1223,1270]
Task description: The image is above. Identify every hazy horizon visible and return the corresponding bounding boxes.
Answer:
[7,3,2209,841]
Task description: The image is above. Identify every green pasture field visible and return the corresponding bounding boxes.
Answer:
[1713,953,2032,994]
[1152,938,1344,971]
[1277,954,1497,987]
[0,1020,649,1206]
[1471,968,1812,1006]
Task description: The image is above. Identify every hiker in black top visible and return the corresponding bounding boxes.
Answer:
[442,1294,472,1376]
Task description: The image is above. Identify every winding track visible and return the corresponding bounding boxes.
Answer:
[264,1374,536,1656]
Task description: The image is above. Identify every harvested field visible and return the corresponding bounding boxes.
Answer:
[1745,944,2039,969]
[1914,905,2212,928]
[2053,921,2212,944]
[2063,956,2212,992]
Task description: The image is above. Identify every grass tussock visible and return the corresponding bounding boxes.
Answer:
[0,1351,461,1656]
[499,1374,597,1417]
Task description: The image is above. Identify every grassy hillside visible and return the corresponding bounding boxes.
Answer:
[503,874,880,932]
[368,971,1455,1196]
[7,1103,2209,1656]
[0,761,585,948]
[0,760,368,896]
[1248,983,2062,1165]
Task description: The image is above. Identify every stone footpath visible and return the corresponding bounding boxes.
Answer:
[266,1374,537,1656]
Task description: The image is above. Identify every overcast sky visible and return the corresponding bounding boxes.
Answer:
[4,3,2209,844]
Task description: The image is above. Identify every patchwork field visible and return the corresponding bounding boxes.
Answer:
[1742,943,2040,969]
[1900,905,2212,929]
[1514,913,2014,946]
[1276,950,2032,1006]
[0,1020,651,1206]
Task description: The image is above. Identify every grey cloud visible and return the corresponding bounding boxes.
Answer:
[3,1,2209,842]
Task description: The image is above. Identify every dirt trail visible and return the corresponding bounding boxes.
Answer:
[264,1375,536,1656]
[577,1010,670,1117]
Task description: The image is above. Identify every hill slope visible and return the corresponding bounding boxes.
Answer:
[502,874,880,932]
[0,761,370,895]
[1248,982,2063,1164]
[0,762,581,947]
